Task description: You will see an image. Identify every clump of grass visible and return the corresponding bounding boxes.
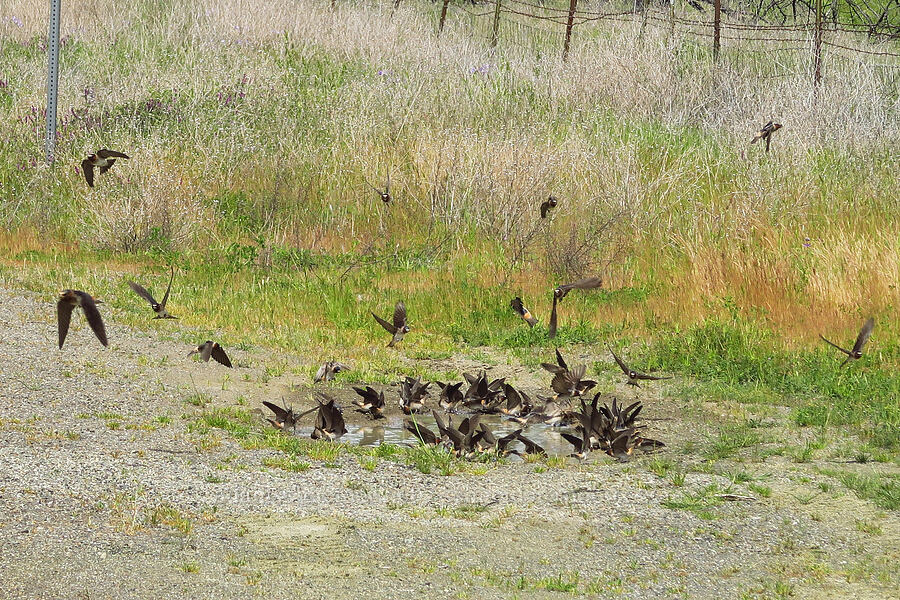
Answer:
[821,469,900,511]
[262,456,311,473]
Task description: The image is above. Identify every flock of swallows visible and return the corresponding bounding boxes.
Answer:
[61,124,874,461]
[266,348,671,461]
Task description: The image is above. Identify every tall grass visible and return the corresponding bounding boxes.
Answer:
[0,1,897,364]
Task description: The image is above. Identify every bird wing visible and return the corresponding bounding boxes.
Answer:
[634,372,671,381]
[263,401,289,422]
[372,312,397,334]
[128,281,157,306]
[608,346,631,376]
[98,159,116,174]
[81,159,95,187]
[540,201,549,218]
[393,301,407,329]
[211,344,232,367]
[78,292,108,346]
[200,342,214,362]
[819,334,851,355]
[560,276,602,292]
[561,432,584,453]
[56,297,75,348]
[852,318,875,354]
[555,348,568,369]
[98,149,130,159]
[548,295,558,338]
[510,297,525,316]
[314,364,328,382]
[160,266,174,309]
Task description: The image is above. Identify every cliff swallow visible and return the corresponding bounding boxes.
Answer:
[81,149,130,187]
[399,376,430,414]
[188,341,232,367]
[314,361,350,383]
[311,394,347,441]
[510,296,538,327]
[405,418,439,445]
[368,173,391,204]
[127,266,177,319]
[541,349,597,397]
[820,317,874,367]
[540,195,558,219]
[352,386,386,419]
[750,121,782,153]
[372,300,410,347]
[608,345,671,387]
[500,383,534,417]
[436,381,465,411]
[57,289,108,348]
[561,427,591,460]
[262,399,316,432]
[554,276,603,301]
[515,432,547,456]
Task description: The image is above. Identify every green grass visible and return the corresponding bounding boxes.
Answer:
[820,469,900,511]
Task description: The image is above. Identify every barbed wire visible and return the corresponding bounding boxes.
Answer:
[449,1,900,61]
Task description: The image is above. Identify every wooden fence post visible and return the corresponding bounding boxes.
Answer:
[439,0,451,34]
[563,0,578,60]
[814,0,823,93]
[490,0,502,48]
[713,0,721,60]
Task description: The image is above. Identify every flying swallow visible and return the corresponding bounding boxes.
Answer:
[367,172,391,204]
[608,345,671,387]
[127,266,177,319]
[750,121,782,153]
[188,341,232,367]
[540,195,558,219]
[820,317,874,367]
[81,149,130,187]
[549,276,602,338]
[541,349,597,397]
[57,289,108,348]
[314,361,350,383]
[510,296,538,327]
[554,276,603,301]
[352,386,386,419]
[372,300,410,347]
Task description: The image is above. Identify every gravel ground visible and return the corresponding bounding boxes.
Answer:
[0,287,897,599]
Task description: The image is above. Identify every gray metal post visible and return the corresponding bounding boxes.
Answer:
[45,0,61,165]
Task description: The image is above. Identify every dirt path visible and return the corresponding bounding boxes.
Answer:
[0,287,896,599]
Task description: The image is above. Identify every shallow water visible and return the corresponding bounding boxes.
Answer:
[333,413,576,457]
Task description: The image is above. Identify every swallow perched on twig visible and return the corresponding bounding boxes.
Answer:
[541,349,597,397]
[128,266,177,319]
[548,276,602,338]
[540,195,558,219]
[314,361,350,383]
[367,172,391,204]
[372,300,410,347]
[820,317,874,367]
[750,121,782,153]
[57,289,108,348]
[188,341,232,368]
[608,345,671,388]
[510,296,538,328]
[81,149,130,187]
[352,386,386,419]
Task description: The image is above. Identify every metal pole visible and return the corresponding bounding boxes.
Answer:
[439,0,450,34]
[45,0,61,165]
[563,0,578,60]
[490,0,502,48]
[814,0,823,93]
[713,0,721,61]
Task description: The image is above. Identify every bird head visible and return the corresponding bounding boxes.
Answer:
[402,325,411,333]
[553,288,563,298]
[548,195,558,207]
[773,123,783,131]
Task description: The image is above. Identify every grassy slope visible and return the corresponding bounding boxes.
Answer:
[0,0,897,449]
